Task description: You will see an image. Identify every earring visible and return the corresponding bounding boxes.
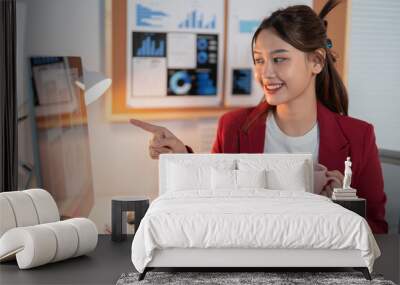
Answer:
[326,38,333,49]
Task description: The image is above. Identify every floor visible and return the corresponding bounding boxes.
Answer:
[0,234,398,285]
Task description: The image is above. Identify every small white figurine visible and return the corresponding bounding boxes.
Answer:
[343,157,352,190]
[332,157,358,199]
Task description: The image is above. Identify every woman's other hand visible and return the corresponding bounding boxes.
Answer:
[320,170,344,197]
[129,118,188,160]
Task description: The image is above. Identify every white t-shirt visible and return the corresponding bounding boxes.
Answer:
[264,110,320,164]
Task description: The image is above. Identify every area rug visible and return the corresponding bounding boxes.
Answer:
[116,271,396,285]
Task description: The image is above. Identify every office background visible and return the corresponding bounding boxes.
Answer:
[15,0,400,233]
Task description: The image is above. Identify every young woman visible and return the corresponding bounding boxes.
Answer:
[130,0,388,234]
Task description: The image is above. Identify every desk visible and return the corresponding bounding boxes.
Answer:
[0,235,399,284]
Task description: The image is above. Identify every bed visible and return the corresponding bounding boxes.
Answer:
[131,154,380,281]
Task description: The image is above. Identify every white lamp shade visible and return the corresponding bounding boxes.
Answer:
[75,70,112,106]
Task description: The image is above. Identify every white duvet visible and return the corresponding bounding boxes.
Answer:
[131,189,380,273]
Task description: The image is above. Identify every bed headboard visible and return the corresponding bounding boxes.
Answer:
[159,153,314,195]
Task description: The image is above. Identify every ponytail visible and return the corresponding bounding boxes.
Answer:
[316,0,348,115]
[316,48,348,115]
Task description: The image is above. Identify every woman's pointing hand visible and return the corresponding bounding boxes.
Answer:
[129,118,188,159]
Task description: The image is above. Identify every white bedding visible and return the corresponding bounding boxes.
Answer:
[131,189,380,273]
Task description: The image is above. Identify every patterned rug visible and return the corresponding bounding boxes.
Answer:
[116,271,396,285]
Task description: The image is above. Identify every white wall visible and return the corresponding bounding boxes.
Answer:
[17,0,216,232]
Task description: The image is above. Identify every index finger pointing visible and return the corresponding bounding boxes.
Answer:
[129,118,164,134]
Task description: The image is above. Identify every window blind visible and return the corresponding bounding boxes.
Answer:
[348,0,400,151]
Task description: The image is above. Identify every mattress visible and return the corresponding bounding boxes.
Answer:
[131,189,380,273]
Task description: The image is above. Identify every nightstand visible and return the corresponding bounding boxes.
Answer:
[332,198,366,218]
[111,196,149,242]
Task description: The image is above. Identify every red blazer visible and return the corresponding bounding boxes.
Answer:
[187,100,388,233]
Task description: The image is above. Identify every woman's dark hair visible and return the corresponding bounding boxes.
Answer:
[251,0,348,115]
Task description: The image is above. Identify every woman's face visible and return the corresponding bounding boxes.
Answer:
[253,28,322,106]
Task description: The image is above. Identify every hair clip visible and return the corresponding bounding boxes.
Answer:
[326,38,333,49]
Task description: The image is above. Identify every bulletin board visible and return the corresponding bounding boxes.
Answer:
[105,0,349,121]
[126,0,224,109]
[106,0,236,121]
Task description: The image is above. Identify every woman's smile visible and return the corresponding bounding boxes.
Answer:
[263,82,285,94]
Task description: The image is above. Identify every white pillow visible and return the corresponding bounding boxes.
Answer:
[211,168,267,190]
[166,159,236,192]
[238,159,307,191]
[237,169,267,188]
[266,166,306,191]
[167,162,211,191]
[211,168,236,190]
